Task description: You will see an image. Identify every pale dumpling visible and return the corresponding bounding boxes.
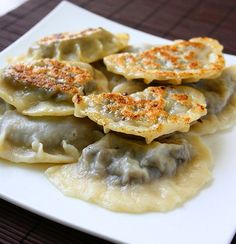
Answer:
[123,43,155,53]
[46,133,212,213]
[0,110,102,163]
[73,86,207,143]
[0,59,108,116]
[27,28,129,63]
[190,66,236,134]
[104,37,225,84]
[0,98,13,116]
[92,61,147,94]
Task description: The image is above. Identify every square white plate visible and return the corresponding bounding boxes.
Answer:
[0,1,236,243]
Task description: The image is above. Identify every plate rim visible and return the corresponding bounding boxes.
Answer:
[0,1,236,244]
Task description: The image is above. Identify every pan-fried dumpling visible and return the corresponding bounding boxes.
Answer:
[0,110,102,163]
[27,28,129,63]
[46,133,212,213]
[190,66,236,134]
[104,37,225,84]
[73,86,207,143]
[0,59,108,116]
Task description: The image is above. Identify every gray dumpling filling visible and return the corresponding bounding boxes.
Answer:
[0,109,103,163]
[191,67,236,115]
[77,133,192,185]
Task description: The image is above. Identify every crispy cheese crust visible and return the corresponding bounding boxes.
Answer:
[104,37,225,84]
[3,59,93,95]
[73,86,207,143]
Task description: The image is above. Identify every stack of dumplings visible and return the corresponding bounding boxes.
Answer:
[1,27,235,213]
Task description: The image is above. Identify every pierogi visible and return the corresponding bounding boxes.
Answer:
[1,28,231,214]
[0,110,102,163]
[27,28,129,63]
[0,59,108,116]
[92,61,147,94]
[73,86,207,143]
[104,37,225,84]
[46,133,212,213]
[190,66,236,134]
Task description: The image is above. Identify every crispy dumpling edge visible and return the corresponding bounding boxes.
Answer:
[73,86,207,143]
[103,37,225,84]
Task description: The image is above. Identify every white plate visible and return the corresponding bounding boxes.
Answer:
[0,1,236,243]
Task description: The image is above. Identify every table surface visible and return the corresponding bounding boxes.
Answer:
[0,0,236,243]
[0,0,27,16]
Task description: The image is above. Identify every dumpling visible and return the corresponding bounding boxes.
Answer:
[27,28,129,63]
[0,59,108,116]
[111,79,147,94]
[46,133,212,213]
[0,110,102,163]
[190,66,236,134]
[0,98,13,116]
[92,61,147,93]
[123,43,155,53]
[73,86,207,143]
[104,37,225,84]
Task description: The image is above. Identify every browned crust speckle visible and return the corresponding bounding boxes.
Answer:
[4,59,93,94]
[39,28,103,44]
[75,86,206,124]
[104,37,225,83]
[101,92,166,121]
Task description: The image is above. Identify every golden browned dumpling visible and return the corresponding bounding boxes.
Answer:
[46,133,212,213]
[27,28,129,63]
[73,86,207,143]
[0,59,108,116]
[104,37,225,84]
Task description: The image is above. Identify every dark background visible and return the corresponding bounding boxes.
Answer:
[0,0,235,243]
[1,0,236,54]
